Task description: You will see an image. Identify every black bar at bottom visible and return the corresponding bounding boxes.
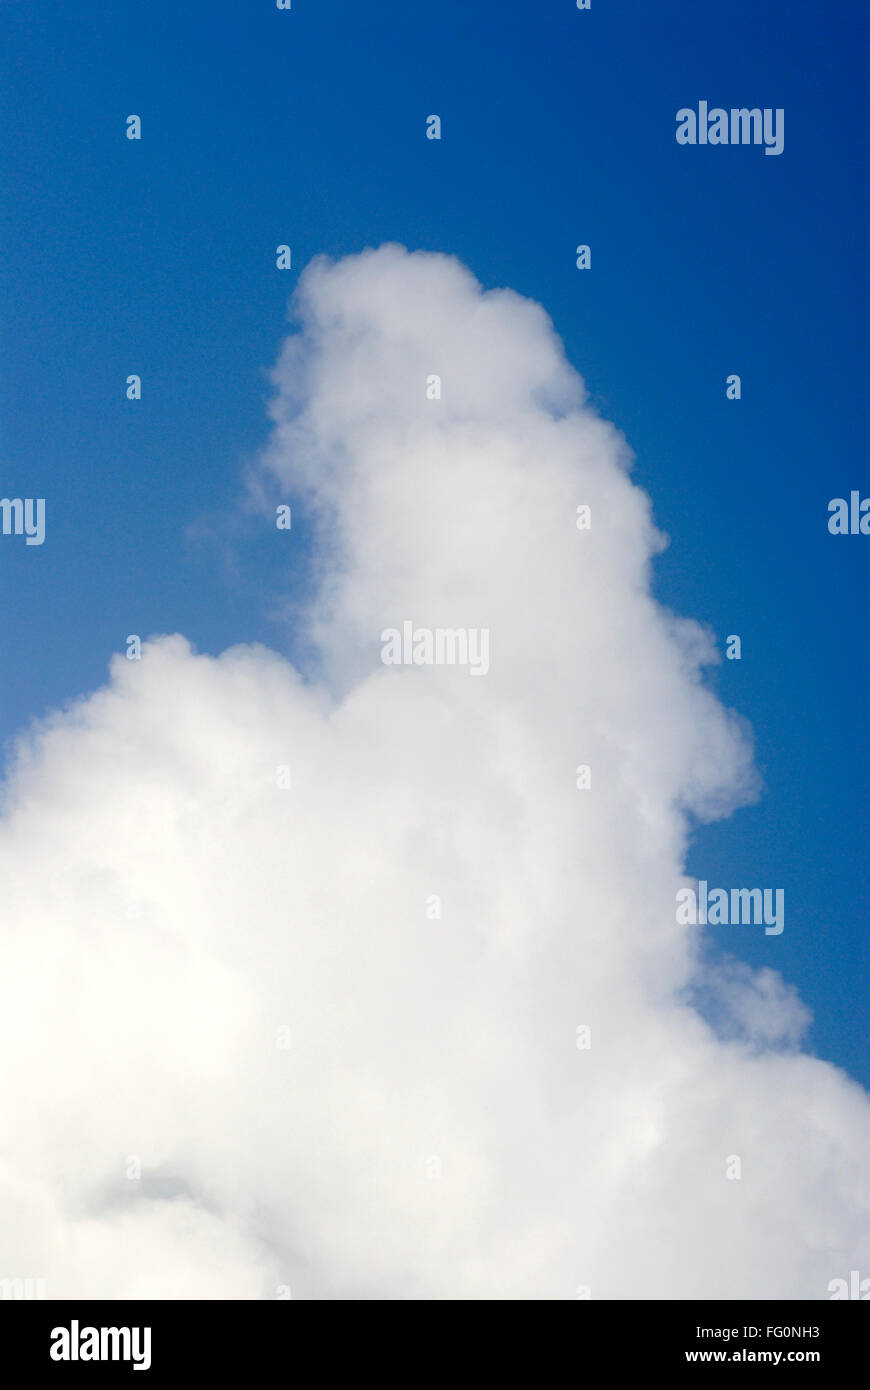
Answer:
[0,1298,865,1376]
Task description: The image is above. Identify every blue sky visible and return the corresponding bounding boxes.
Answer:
[1,0,866,1083]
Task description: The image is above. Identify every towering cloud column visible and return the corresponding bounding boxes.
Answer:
[0,246,867,1300]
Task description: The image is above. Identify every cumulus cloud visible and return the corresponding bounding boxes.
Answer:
[1,245,868,1299]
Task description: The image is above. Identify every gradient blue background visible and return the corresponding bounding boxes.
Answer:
[1,0,867,1082]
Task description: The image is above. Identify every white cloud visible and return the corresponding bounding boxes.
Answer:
[1,245,867,1299]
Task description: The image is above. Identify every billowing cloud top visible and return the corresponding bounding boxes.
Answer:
[1,246,867,1299]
